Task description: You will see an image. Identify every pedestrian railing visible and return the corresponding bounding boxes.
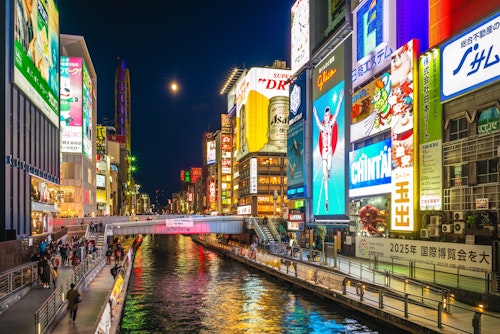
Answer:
[0,262,38,310]
[197,236,500,334]
[33,247,104,334]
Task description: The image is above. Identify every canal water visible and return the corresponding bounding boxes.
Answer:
[119,234,401,333]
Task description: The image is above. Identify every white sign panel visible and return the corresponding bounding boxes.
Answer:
[441,11,500,102]
[165,218,193,228]
[250,157,257,194]
[291,0,310,75]
[356,237,492,272]
[237,205,252,215]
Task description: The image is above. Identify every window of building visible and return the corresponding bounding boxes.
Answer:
[477,158,499,184]
[450,164,468,187]
[477,106,499,135]
[449,117,468,141]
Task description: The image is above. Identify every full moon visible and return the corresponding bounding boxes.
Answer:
[170,82,178,92]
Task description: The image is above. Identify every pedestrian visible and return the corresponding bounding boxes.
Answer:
[106,247,113,265]
[42,256,52,288]
[66,283,82,324]
[110,264,122,280]
[71,255,81,271]
[51,265,58,287]
[51,254,60,272]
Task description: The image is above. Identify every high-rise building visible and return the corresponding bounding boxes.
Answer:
[59,34,97,219]
[114,59,133,215]
[1,1,61,241]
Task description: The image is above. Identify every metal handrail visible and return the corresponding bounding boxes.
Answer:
[34,247,104,334]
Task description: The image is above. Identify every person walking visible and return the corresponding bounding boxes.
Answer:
[66,283,82,324]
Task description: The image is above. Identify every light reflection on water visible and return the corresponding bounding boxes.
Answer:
[120,235,394,333]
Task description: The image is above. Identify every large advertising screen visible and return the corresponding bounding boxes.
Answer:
[96,125,107,155]
[419,50,442,211]
[287,121,305,190]
[349,139,391,197]
[234,67,292,160]
[14,0,59,125]
[390,39,418,232]
[312,45,345,216]
[82,62,93,160]
[291,0,310,76]
[60,57,83,153]
[440,11,500,103]
[289,71,306,126]
[352,0,396,89]
[206,140,216,165]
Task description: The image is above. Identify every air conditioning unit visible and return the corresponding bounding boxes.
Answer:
[429,225,440,237]
[453,212,465,221]
[420,229,430,239]
[454,221,465,234]
[441,224,453,233]
[430,215,441,226]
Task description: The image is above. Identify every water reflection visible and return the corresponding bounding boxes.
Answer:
[120,234,395,333]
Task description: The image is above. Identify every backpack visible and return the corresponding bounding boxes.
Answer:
[106,249,113,257]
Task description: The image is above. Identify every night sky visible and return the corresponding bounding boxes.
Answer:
[59,1,294,200]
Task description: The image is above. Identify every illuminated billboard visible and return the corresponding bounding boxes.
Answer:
[291,0,310,75]
[235,67,292,160]
[429,0,500,48]
[96,126,107,155]
[312,45,346,216]
[289,70,306,126]
[440,11,500,102]
[60,57,83,153]
[206,140,216,165]
[349,139,391,197]
[82,62,93,159]
[13,0,59,125]
[287,121,305,190]
[352,0,396,88]
[390,39,418,232]
[96,174,106,188]
[419,50,443,211]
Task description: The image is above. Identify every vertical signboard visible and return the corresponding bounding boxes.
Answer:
[312,44,346,216]
[96,125,107,155]
[250,158,257,194]
[441,11,500,102]
[13,0,59,125]
[60,57,83,153]
[82,62,93,160]
[352,0,396,89]
[287,121,305,190]
[390,39,418,232]
[419,49,443,211]
[291,0,310,76]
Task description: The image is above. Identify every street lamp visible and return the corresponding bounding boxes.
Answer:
[273,190,278,220]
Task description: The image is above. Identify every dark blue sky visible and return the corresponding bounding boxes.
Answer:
[59,1,294,199]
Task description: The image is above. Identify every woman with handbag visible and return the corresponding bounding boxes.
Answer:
[66,283,82,324]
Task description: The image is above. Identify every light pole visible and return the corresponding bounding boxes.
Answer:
[273,190,278,220]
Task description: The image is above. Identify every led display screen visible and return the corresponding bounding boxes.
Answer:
[13,0,59,125]
[60,57,83,153]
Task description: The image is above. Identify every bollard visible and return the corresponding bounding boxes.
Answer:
[342,277,348,295]
[379,289,384,309]
[404,294,409,318]
[356,282,364,301]
[438,301,443,328]
[472,312,482,334]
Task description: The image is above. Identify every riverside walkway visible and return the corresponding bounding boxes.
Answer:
[1,235,499,333]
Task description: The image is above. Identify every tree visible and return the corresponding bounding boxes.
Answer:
[315,225,327,264]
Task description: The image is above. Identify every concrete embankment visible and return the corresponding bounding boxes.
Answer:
[193,236,495,334]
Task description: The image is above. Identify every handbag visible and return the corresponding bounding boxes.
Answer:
[76,295,82,304]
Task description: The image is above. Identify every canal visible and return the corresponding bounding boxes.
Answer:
[119,234,403,333]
